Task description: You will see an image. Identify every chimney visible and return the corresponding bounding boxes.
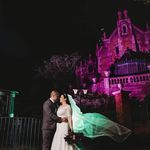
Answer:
[117,10,122,20]
[146,22,150,31]
[123,10,128,19]
[103,31,107,39]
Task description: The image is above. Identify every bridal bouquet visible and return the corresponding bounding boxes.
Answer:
[64,130,83,145]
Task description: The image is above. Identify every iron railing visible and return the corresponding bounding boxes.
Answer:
[0,117,42,150]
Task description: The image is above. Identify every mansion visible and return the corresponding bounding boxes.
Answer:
[75,10,150,100]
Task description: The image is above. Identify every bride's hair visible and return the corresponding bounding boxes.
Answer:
[61,93,71,105]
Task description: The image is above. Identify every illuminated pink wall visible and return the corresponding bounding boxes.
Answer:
[75,10,150,100]
[96,10,150,77]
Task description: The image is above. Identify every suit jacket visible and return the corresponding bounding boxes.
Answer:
[42,99,61,130]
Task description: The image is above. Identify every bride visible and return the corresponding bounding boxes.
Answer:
[51,94,132,150]
[51,93,74,150]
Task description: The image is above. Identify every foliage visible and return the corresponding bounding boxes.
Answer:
[35,52,81,88]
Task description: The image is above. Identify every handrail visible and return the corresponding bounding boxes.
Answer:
[0,117,42,149]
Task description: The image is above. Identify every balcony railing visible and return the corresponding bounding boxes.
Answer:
[109,73,150,87]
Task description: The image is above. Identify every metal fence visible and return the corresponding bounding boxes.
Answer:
[0,117,42,150]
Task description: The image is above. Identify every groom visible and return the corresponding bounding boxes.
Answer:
[42,90,67,150]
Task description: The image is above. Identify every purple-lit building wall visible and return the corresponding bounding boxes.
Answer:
[75,10,150,100]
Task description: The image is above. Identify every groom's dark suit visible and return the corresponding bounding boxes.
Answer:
[42,99,62,150]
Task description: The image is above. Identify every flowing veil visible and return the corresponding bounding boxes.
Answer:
[67,94,132,143]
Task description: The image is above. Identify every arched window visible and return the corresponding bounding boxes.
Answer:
[123,26,127,33]
[122,24,128,35]
[115,47,119,54]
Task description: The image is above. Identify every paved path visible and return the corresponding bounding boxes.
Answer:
[0,135,150,150]
[76,134,150,150]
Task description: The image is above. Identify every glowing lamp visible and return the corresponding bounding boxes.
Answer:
[92,77,97,83]
[73,89,78,95]
[83,89,88,95]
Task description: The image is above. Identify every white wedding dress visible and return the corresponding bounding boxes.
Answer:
[51,104,74,150]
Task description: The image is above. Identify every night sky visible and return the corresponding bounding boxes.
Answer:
[0,0,149,115]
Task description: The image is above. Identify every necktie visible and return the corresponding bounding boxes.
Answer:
[54,103,57,113]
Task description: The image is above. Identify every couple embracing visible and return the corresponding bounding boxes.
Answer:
[42,90,74,150]
[42,90,132,150]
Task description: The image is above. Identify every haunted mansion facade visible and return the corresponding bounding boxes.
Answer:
[75,10,150,100]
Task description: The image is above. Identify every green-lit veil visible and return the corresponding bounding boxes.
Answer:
[67,94,132,143]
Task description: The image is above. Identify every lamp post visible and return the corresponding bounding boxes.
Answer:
[0,89,19,118]
[9,91,19,118]
[83,89,88,98]
[82,89,88,95]
[92,77,97,93]
[73,89,78,95]
[73,88,88,108]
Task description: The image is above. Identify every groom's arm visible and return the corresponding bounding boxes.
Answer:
[43,102,62,123]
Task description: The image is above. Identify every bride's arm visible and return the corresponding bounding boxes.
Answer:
[68,116,73,131]
[67,106,73,131]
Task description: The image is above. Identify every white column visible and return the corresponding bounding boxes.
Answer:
[103,71,110,95]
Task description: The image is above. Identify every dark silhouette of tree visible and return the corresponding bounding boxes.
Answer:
[36,52,81,89]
